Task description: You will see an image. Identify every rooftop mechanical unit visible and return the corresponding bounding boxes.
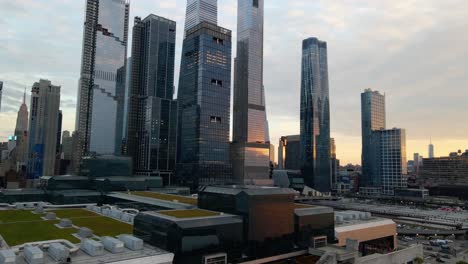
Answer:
[101,237,124,253]
[81,239,104,257]
[0,250,16,264]
[118,235,143,251]
[24,246,44,264]
[48,243,70,262]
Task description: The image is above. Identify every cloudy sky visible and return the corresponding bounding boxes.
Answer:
[0,0,467,164]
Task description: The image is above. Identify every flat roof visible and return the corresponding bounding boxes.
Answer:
[126,191,197,205]
[0,208,132,247]
[158,209,220,219]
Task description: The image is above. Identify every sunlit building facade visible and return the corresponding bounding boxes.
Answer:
[75,0,129,162]
[232,0,271,184]
[300,37,331,192]
[361,89,386,187]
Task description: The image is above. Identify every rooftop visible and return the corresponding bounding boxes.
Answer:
[0,208,132,247]
[126,191,197,205]
[158,209,221,219]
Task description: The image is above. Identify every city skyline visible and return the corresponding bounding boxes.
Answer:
[1,0,467,164]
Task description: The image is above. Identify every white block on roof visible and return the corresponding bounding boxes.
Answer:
[101,236,124,253]
[48,243,69,261]
[0,250,16,264]
[24,246,44,264]
[81,239,104,257]
[118,235,143,251]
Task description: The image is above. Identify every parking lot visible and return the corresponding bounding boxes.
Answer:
[398,235,468,263]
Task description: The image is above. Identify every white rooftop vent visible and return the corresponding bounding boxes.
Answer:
[59,218,73,228]
[24,246,44,264]
[78,227,94,238]
[48,243,69,262]
[81,239,104,257]
[101,237,124,253]
[34,207,44,214]
[335,215,344,224]
[118,235,143,251]
[0,250,16,264]
[45,212,56,220]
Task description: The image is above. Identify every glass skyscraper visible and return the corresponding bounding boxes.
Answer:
[75,0,129,163]
[361,89,386,187]
[184,0,217,32]
[232,0,271,184]
[300,37,331,192]
[127,15,178,179]
[177,21,233,187]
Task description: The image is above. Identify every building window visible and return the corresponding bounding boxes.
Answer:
[213,37,224,45]
[253,0,259,8]
[210,116,222,123]
[211,79,223,87]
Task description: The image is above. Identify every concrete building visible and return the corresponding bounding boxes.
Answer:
[232,0,271,185]
[278,135,301,170]
[127,15,177,180]
[300,37,331,192]
[361,89,386,187]
[75,0,129,162]
[62,131,73,161]
[27,80,61,179]
[184,0,217,32]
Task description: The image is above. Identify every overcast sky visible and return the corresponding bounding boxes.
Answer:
[0,0,467,164]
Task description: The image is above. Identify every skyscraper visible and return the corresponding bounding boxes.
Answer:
[278,135,301,170]
[361,89,386,187]
[62,131,73,161]
[184,0,217,32]
[372,128,408,195]
[300,37,331,192]
[27,80,61,179]
[330,138,340,187]
[0,81,3,112]
[177,20,233,186]
[14,90,29,167]
[428,139,434,158]
[232,0,271,184]
[127,15,178,179]
[75,0,129,162]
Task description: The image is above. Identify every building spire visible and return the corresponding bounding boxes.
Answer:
[23,87,26,104]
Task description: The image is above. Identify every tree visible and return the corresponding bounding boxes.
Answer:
[414,257,424,264]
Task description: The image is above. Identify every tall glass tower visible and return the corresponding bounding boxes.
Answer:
[75,0,129,163]
[127,15,178,179]
[177,22,232,187]
[184,0,217,32]
[300,37,331,192]
[232,0,271,184]
[361,89,386,187]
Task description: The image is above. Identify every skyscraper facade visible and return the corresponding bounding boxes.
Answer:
[330,138,340,187]
[232,0,271,184]
[300,37,331,192]
[27,80,61,179]
[184,0,217,32]
[371,128,408,195]
[361,89,386,187]
[62,131,73,161]
[428,140,434,158]
[127,15,178,179]
[75,0,129,161]
[14,91,29,168]
[278,135,301,170]
[177,22,232,186]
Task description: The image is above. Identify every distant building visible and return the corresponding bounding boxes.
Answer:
[14,91,29,168]
[127,15,178,180]
[27,80,61,179]
[371,128,408,195]
[300,37,331,192]
[361,89,386,187]
[232,0,271,184]
[278,135,301,170]
[269,143,275,164]
[428,140,434,158]
[61,131,72,161]
[417,150,468,199]
[330,138,339,187]
[75,0,129,162]
[177,21,233,187]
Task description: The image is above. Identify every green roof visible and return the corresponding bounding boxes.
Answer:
[128,191,197,205]
[158,209,220,219]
